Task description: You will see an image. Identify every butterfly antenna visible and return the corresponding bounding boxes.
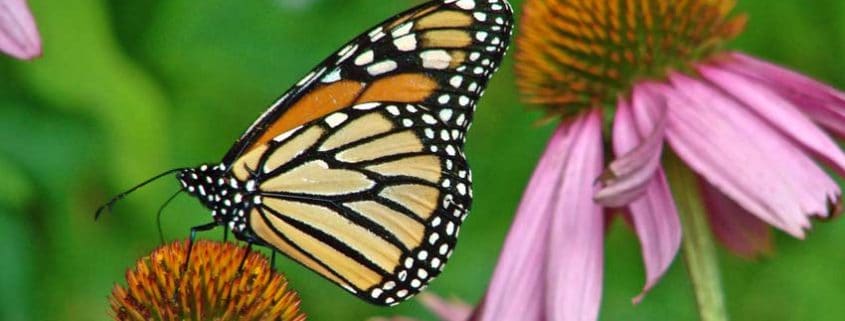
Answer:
[157,189,184,244]
[95,168,187,220]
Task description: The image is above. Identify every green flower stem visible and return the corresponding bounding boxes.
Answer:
[665,155,729,321]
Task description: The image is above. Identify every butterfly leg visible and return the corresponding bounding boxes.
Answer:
[182,222,218,272]
[271,250,277,270]
[223,228,229,242]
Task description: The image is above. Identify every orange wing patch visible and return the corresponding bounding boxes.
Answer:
[247,73,437,155]
[253,80,366,151]
[357,73,438,104]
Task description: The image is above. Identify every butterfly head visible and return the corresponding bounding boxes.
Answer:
[177,164,259,237]
[177,164,224,208]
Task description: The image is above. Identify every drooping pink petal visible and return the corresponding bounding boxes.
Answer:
[608,89,681,303]
[627,171,681,303]
[0,0,41,60]
[660,73,840,238]
[720,52,845,138]
[418,293,472,321]
[699,179,773,259]
[476,115,577,321]
[545,109,605,321]
[595,94,667,207]
[698,64,845,176]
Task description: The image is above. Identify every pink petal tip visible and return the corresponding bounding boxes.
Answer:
[0,0,42,60]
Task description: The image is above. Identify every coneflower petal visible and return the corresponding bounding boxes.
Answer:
[417,293,472,321]
[545,110,604,321]
[0,0,41,60]
[595,92,667,207]
[698,64,845,176]
[609,93,681,303]
[477,115,575,321]
[721,53,845,138]
[662,74,840,238]
[699,180,773,259]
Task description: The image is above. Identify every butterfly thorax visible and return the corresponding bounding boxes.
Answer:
[177,164,260,241]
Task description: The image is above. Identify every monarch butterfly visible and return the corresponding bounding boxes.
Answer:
[98,0,512,306]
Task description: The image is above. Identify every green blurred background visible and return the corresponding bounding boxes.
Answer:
[1,0,844,320]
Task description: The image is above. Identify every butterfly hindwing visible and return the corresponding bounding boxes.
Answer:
[223,0,513,306]
[246,103,469,305]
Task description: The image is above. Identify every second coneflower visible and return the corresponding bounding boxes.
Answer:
[0,0,41,60]
[477,0,845,320]
[109,240,306,321]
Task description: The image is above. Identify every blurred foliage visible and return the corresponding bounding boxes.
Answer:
[0,0,843,320]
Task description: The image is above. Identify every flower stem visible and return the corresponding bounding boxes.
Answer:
[665,155,729,321]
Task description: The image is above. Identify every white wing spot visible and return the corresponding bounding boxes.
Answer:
[455,0,476,10]
[368,26,386,41]
[446,145,457,156]
[475,31,488,42]
[272,126,302,142]
[384,281,396,290]
[321,67,342,83]
[468,82,479,92]
[420,50,452,70]
[367,60,398,76]
[355,50,375,66]
[354,102,381,110]
[431,258,441,268]
[449,75,463,88]
[337,44,358,64]
[438,94,451,104]
[439,109,454,122]
[392,22,414,38]
[422,114,437,125]
[393,34,417,51]
[429,232,440,244]
[459,96,471,106]
[325,113,349,127]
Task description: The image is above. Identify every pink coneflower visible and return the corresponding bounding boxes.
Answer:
[382,1,845,321]
[0,0,41,60]
[478,0,844,320]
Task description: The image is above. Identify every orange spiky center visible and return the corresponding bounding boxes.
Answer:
[108,240,306,321]
[515,0,746,115]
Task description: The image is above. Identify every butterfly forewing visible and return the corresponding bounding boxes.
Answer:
[225,0,513,306]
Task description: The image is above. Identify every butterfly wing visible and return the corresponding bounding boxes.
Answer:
[226,0,513,306]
